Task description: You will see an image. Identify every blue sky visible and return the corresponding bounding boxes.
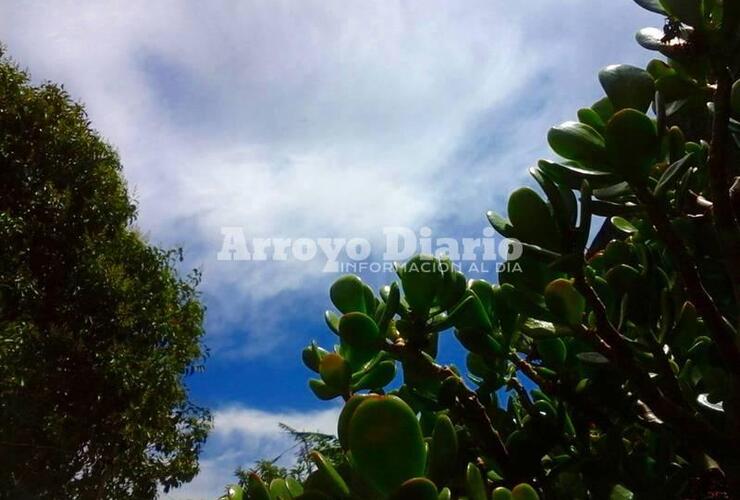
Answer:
[0,1,659,497]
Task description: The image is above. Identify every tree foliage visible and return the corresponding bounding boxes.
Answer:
[0,49,211,498]
[232,424,342,492]
[225,0,740,498]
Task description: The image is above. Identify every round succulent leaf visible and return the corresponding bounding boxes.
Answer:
[605,264,641,293]
[319,353,351,390]
[399,254,443,314]
[487,211,515,238]
[609,484,635,500]
[338,312,380,349]
[285,478,304,497]
[449,292,493,331]
[348,395,426,495]
[330,275,370,314]
[390,478,438,500]
[308,379,342,401]
[633,0,667,13]
[577,107,606,132]
[537,337,568,369]
[247,473,272,500]
[465,463,487,500]
[507,187,560,250]
[660,0,703,27]
[351,359,396,391]
[512,483,541,500]
[592,97,615,123]
[337,394,369,450]
[438,487,452,500]
[270,479,293,500]
[493,486,514,500]
[731,79,740,119]
[302,342,328,373]
[309,451,351,498]
[605,109,658,181]
[611,216,639,234]
[598,65,655,112]
[547,121,607,165]
[224,484,244,500]
[537,159,618,190]
[544,278,585,326]
[468,279,495,319]
[436,262,468,311]
[427,413,458,484]
[636,27,666,50]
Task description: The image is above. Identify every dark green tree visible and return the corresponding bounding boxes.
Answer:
[224,0,740,498]
[0,49,211,498]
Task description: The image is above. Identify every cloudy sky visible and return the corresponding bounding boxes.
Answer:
[0,0,658,497]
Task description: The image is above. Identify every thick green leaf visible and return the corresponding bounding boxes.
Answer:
[330,275,370,314]
[544,278,585,326]
[398,254,443,314]
[349,396,426,495]
[547,121,607,164]
[309,452,350,498]
[308,379,342,400]
[508,187,560,250]
[351,360,396,391]
[577,107,606,132]
[319,353,351,390]
[660,0,703,27]
[731,79,740,118]
[512,483,541,500]
[537,160,618,190]
[599,65,655,112]
[537,337,567,369]
[492,487,514,500]
[247,474,272,500]
[427,414,458,485]
[390,478,438,500]
[487,211,515,238]
[611,216,639,234]
[633,0,667,13]
[605,109,658,181]
[465,463,487,500]
[270,478,293,500]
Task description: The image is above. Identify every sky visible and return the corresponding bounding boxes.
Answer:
[0,1,659,498]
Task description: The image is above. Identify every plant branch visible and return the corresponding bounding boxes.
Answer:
[706,61,740,310]
[633,185,740,376]
[384,339,511,472]
[572,271,735,457]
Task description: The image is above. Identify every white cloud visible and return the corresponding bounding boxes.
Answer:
[0,0,657,354]
[163,404,341,500]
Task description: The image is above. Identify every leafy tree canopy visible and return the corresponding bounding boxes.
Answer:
[0,48,211,498]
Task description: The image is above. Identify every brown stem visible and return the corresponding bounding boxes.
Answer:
[573,271,735,458]
[633,185,740,376]
[385,340,511,471]
[706,64,740,310]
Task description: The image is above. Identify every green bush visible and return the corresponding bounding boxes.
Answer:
[227,0,740,498]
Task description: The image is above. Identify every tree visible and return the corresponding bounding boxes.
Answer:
[224,0,740,498]
[0,49,211,498]
[230,424,342,495]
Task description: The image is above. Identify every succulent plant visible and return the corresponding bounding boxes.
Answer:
[232,0,739,497]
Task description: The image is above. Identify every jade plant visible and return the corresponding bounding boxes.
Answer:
[224,0,739,498]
